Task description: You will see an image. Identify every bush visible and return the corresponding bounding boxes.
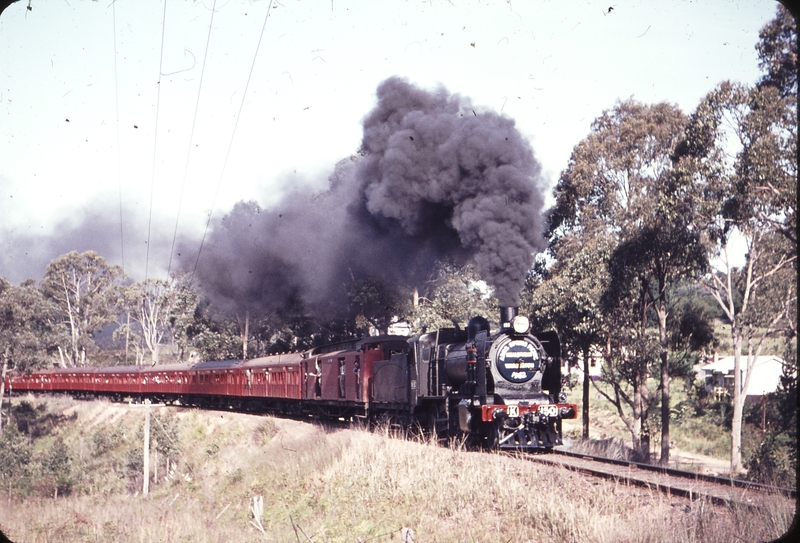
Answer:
[684,378,713,416]
[91,425,124,457]
[10,400,44,434]
[39,436,74,498]
[0,423,33,499]
[744,431,796,488]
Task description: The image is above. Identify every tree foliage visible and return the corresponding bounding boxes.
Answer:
[40,251,125,367]
[522,234,610,439]
[0,422,32,499]
[119,279,180,365]
[671,8,797,473]
[547,98,700,461]
[0,280,59,433]
[756,3,798,98]
[0,280,58,372]
[412,263,497,334]
[347,278,411,336]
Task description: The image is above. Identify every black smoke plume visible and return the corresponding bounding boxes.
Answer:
[189,77,546,316]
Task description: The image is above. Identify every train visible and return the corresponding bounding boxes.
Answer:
[4,306,577,450]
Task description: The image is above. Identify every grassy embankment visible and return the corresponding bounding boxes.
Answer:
[0,395,794,543]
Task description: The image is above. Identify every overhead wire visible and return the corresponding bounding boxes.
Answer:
[145,0,170,281]
[167,0,218,277]
[192,0,274,280]
[113,0,124,273]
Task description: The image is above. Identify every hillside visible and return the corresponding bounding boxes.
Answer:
[0,395,793,543]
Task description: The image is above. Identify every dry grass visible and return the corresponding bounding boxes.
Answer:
[0,396,794,543]
[560,378,736,468]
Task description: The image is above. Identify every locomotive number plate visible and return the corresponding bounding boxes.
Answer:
[506,405,519,417]
[539,405,558,417]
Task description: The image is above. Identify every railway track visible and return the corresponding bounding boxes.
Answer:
[524,449,796,508]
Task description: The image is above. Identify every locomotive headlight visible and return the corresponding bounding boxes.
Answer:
[511,315,530,335]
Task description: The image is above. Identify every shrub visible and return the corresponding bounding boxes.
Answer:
[0,423,33,499]
[744,431,796,488]
[39,436,74,498]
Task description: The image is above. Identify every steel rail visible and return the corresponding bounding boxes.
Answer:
[551,449,796,499]
[518,449,796,507]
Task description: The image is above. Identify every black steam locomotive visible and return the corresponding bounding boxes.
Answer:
[407,306,576,449]
[7,307,577,450]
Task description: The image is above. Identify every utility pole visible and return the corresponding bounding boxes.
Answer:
[143,399,151,495]
[129,398,166,497]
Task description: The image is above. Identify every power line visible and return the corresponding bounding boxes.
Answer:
[167,0,218,277]
[192,1,274,279]
[145,0,170,281]
[113,0,124,273]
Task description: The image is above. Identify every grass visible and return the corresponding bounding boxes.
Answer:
[560,377,739,464]
[0,394,795,543]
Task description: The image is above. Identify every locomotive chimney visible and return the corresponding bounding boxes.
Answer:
[500,306,518,330]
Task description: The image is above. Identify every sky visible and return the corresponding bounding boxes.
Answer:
[0,0,779,284]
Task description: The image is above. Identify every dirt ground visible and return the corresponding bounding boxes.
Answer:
[669,448,732,475]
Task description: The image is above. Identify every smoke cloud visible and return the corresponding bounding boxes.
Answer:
[190,76,547,315]
[0,198,174,284]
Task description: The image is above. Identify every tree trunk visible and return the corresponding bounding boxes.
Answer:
[632,280,650,463]
[657,282,670,465]
[242,310,250,361]
[154,439,158,485]
[582,344,590,439]
[632,373,645,461]
[57,346,67,368]
[0,347,9,434]
[660,349,670,464]
[125,311,130,365]
[730,333,744,474]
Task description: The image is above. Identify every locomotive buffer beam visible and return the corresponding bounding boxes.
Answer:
[487,403,578,450]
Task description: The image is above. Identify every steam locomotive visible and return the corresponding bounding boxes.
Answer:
[5,307,577,450]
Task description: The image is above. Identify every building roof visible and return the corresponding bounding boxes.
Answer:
[701,355,788,396]
[701,355,784,373]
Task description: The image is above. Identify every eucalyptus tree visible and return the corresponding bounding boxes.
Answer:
[549,99,697,462]
[347,278,412,337]
[667,6,797,474]
[0,279,59,433]
[40,251,125,367]
[674,64,796,473]
[412,263,497,334]
[119,279,181,365]
[755,3,798,99]
[522,232,611,439]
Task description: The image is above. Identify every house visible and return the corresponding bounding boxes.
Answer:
[564,345,604,381]
[698,355,789,400]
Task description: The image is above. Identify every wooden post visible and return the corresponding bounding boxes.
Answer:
[154,438,158,486]
[129,399,166,497]
[143,399,150,496]
[0,347,9,435]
